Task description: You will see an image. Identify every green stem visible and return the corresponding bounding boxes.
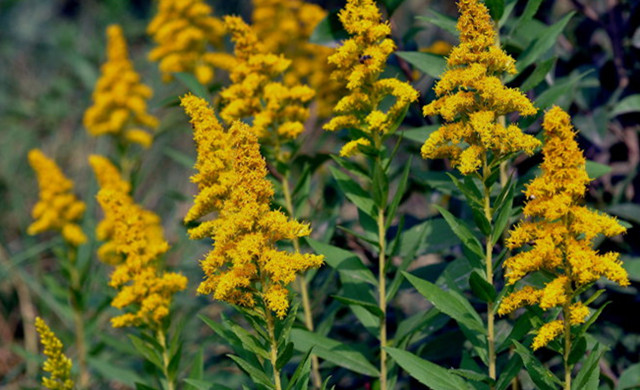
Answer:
[377,207,388,390]
[563,303,572,390]
[281,173,322,388]
[482,161,496,386]
[157,328,175,390]
[266,309,283,390]
[68,248,89,389]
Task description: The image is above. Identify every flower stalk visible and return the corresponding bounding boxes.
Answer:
[266,309,283,390]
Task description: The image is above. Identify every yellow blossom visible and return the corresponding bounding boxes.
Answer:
[421,40,453,56]
[35,317,74,390]
[27,149,87,246]
[420,0,539,174]
[340,138,372,157]
[324,0,419,155]
[83,25,158,148]
[500,106,628,350]
[147,0,231,84]
[532,320,563,351]
[251,0,340,117]
[218,16,314,145]
[96,188,187,328]
[182,96,323,318]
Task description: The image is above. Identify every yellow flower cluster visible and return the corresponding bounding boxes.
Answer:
[89,155,131,264]
[421,0,539,174]
[218,16,315,143]
[96,187,187,328]
[148,0,232,84]
[324,0,419,156]
[499,106,628,350]
[27,149,87,246]
[182,95,324,318]
[83,25,158,148]
[35,317,74,390]
[252,0,339,117]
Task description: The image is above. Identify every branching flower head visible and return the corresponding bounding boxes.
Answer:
[498,106,628,350]
[35,317,74,390]
[219,16,315,144]
[420,0,539,174]
[252,0,339,117]
[148,0,231,84]
[96,188,187,328]
[324,0,419,157]
[182,95,324,318]
[83,25,158,148]
[28,149,87,246]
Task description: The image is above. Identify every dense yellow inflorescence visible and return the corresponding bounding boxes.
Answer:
[27,149,87,246]
[89,155,131,264]
[84,25,158,148]
[420,0,539,174]
[252,0,339,117]
[182,95,324,318]
[324,0,419,157]
[96,187,187,328]
[148,0,232,84]
[498,106,628,350]
[35,317,74,390]
[218,16,315,144]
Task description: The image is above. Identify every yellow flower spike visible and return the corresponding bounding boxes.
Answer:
[182,96,323,318]
[148,0,230,84]
[340,138,372,157]
[251,0,339,117]
[96,188,187,328]
[84,25,158,148]
[532,320,564,351]
[500,106,628,350]
[28,149,87,246]
[35,317,74,390]
[325,0,419,154]
[420,0,539,173]
[218,16,314,144]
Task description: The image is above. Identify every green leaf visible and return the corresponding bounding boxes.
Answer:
[88,357,144,387]
[396,51,446,79]
[516,12,574,73]
[495,355,524,390]
[164,147,195,169]
[611,94,640,117]
[617,363,640,390]
[330,166,377,216]
[585,160,612,179]
[285,349,313,390]
[403,272,485,334]
[572,343,605,390]
[385,347,471,390]
[372,159,389,209]
[386,156,412,229]
[229,324,270,360]
[417,12,459,36]
[306,238,377,286]
[276,342,294,371]
[310,11,348,45]
[174,72,209,99]
[485,0,505,20]
[183,379,214,390]
[533,71,590,112]
[332,295,384,318]
[491,185,513,245]
[520,57,556,92]
[185,348,204,390]
[290,329,379,376]
[227,354,275,389]
[607,203,640,225]
[469,271,497,303]
[512,341,562,390]
[135,383,158,390]
[401,125,439,144]
[450,368,493,384]
[128,335,163,370]
[567,336,587,366]
[434,205,485,259]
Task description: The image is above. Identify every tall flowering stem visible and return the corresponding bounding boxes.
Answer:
[93,157,187,390]
[181,95,323,389]
[324,1,419,388]
[420,0,540,383]
[28,150,89,388]
[498,107,628,389]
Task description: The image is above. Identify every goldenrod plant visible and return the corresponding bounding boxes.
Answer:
[35,317,74,390]
[7,0,640,389]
